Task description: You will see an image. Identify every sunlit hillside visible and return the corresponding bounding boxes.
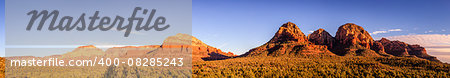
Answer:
[193,56,450,77]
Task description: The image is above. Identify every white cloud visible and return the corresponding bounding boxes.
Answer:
[427,48,450,53]
[371,28,402,35]
[388,29,402,31]
[371,31,388,35]
[308,30,314,33]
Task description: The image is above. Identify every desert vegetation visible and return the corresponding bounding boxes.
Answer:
[193,56,450,78]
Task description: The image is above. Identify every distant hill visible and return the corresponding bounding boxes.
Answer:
[146,33,236,62]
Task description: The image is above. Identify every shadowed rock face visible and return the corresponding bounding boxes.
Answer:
[376,38,439,62]
[242,22,335,57]
[269,22,307,43]
[377,38,410,56]
[308,28,335,49]
[335,23,374,48]
[370,41,390,56]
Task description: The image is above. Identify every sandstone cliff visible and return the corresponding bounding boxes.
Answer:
[242,22,335,57]
[376,38,439,61]
[243,22,439,62]
[332,23,379,56]
[148,33,236,61]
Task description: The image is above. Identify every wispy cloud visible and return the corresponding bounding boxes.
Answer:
[371,29,402,35]
[424,29,447,33]
[217,43,229,49]
[308,30,314,33]
[388,29,402,31]
[371,31,388,35]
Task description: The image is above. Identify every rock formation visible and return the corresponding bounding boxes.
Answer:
[376,38,410,56]
[269,22,308,43]
[370,41,391,56]
[333,23,379,56]
[308,28,335,49]
[376,38,439,61]
[242,22,335,57]
[335,23,374,48]
[149,33,236,61]
[242,22,439,62]
[62,45,105,58]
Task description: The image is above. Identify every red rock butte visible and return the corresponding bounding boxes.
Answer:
[242,22,440,62]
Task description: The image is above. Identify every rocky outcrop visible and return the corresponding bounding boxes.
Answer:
[269,22,308,43]
[150,33,236,61]
[333,23,379,56]
[335,23,374,48]
[242,22,335,57]
[407,45,439,61]
[376,38,409,56]
[62,45,105,58]
[162,33,208,46]
[376,38,439,61]
[370,42,391,56]
[308,28,335,49]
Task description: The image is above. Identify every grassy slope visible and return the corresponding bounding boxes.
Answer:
[193,56,450,78]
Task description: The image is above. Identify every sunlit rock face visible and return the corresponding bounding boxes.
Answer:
[269,22,308,43]
[335,23,374,48]
[242,22,334,57]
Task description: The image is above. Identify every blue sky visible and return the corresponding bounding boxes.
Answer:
[1,0,4,56]
[193,0,450,55]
